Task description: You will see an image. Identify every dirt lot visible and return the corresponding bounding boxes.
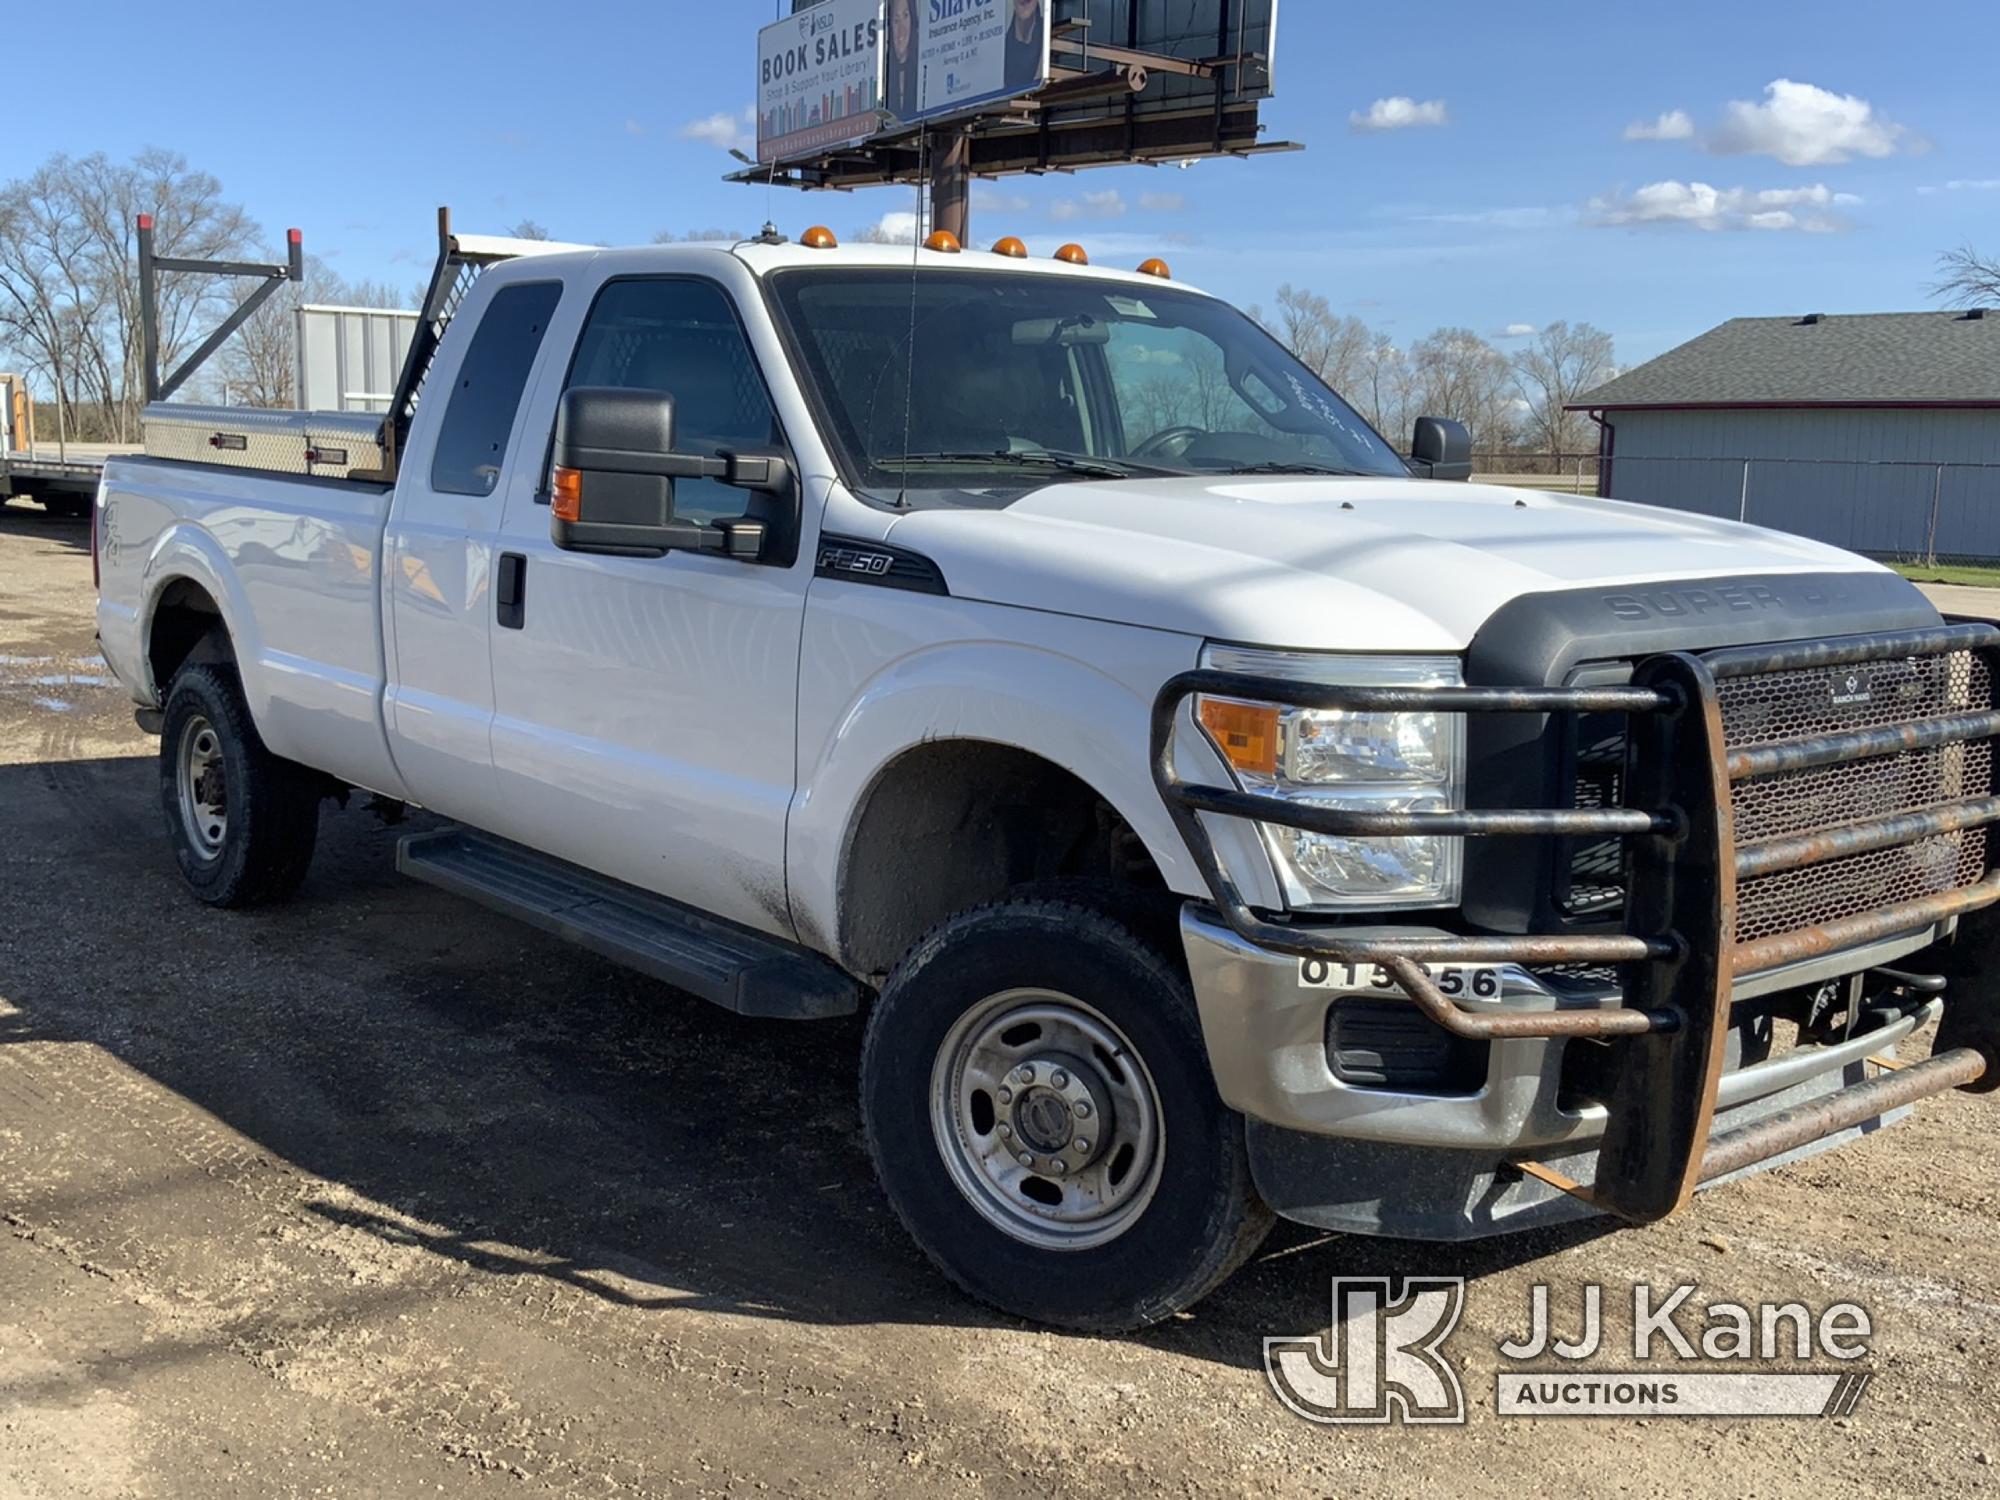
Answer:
[1,496,1996,1497]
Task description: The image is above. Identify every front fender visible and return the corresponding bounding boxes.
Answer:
[786,627,1281,959]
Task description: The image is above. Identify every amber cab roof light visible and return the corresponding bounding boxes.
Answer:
[1054,243,1089,266]
[800,225,839,250]
[991,236,1028,258]
[1137,257,1171,280]
[924,230,963,254]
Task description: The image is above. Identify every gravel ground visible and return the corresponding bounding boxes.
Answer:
[1,495,1996,1497]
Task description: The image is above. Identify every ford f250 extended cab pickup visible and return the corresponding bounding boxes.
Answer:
[95,224,2000,1331]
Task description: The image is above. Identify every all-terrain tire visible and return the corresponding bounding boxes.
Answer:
[860,897,1273,1331]
[158,662,321,907]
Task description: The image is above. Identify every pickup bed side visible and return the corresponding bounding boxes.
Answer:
[97,461,407,802]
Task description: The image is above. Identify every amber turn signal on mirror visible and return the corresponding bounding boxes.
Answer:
[550,466,583,522]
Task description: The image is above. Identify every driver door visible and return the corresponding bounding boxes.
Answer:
[482,273,810,938]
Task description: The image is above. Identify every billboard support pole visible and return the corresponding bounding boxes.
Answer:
[931,128,971,244]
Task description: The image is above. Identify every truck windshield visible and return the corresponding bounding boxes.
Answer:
[766,267,1409,497]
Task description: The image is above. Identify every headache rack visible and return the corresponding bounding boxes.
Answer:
[1153,622,2000,1223]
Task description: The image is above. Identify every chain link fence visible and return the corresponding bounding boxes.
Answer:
[1455,452,2000,565]
[1602,455,2000,567]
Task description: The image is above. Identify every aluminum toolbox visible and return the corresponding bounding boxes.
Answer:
[140,403,390,481]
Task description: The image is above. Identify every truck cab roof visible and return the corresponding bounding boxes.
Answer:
[479,234,1203,295]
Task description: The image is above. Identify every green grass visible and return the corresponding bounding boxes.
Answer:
[1889,560,2000,589]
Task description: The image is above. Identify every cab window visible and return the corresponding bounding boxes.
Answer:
[430,281,563,497]
[563,279,781,527]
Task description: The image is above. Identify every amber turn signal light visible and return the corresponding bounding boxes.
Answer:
[551,466,583,522]
[1197,698,1280,777]
[1137,257,1171,280]
[924,230,963,254]
[801,225,839,250]
[1054,243,1089,265]
[991,236,1028,258]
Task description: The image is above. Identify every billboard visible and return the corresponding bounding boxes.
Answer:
[886,0,1051,126]
[758,0,887,164]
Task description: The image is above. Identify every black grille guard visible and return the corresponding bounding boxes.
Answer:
[1151,622,2000,1222]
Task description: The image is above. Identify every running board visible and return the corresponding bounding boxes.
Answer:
[396,828,863,1020]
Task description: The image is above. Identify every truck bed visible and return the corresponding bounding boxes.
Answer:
[95,452,406,804]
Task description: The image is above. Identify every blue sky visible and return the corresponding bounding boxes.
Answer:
[9,0,1996,366]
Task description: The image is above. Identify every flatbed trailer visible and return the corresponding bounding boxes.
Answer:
[0,453,103,518]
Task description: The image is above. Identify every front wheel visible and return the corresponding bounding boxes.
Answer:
[159,662,322,907]
[860,898,1272,1330]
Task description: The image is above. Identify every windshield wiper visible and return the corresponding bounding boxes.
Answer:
[891,450,1180,481]
[1216,461,1374,477]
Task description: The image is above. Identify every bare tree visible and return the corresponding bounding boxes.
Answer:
[1932,244,2000,308]
[73,150,258,437]
[1407,327,1517,451]
[1255,285,1376,395]
[0,163,96,449]
[653,227,746,244]
[1354,337,1414,445]
[0,150,256,440]
[1510,321,1616,461]
[507,219,551,241]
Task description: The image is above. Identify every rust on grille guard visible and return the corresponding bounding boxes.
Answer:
[1151,622,2000,1224]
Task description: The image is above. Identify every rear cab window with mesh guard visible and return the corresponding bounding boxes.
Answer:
[560,278,782,526]
[430,281,564,497]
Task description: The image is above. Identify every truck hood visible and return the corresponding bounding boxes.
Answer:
[882,476,1896,652]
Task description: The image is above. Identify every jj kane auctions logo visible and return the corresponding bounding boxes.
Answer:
[1267,1278,1874,1424]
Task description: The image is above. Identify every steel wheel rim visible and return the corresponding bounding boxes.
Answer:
[929,987,1165,1251]
[176,714,227,857]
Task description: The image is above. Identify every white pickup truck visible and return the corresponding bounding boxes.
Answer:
[95,225,1998,1331]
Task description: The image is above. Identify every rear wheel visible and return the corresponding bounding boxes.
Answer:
[158,662,321,906]
[860,898,1272,1330]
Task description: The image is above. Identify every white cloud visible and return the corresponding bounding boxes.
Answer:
[1498,323,1539,338]
[1624,109,1694,142]
[624,118,647,137]
[1050,189,1128,221]
[1349,97,1449,134]
[972,188,1032,214]
[678,108,755,153]
[1918,178,2000,196]
[1414,205,1566,228]
[1707,80,1908,167]
[1138,191,1186,213]
[856,211,921,244]
[1589,179,1861,233]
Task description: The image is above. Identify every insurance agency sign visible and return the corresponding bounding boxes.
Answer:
[757,0,1052,164]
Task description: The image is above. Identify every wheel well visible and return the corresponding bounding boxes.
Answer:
[837,741,1168,979]
[148,579,233,694]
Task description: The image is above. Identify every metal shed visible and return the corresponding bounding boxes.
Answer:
[1569,310,2000,561]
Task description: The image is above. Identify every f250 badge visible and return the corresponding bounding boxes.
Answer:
[817,546,895,577]
[1830,670,1873,708]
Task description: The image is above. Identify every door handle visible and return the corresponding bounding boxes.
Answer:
[496,552,527,629]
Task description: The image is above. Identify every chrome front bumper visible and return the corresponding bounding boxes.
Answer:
[1180,904,1946,1152]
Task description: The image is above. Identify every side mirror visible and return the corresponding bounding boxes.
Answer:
[550,386,784,559]
[1408,416,1473,482]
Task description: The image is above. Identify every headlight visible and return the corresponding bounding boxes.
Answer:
[1195,647,1466,910]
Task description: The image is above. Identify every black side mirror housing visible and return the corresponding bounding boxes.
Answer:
[1408,416,1473,483]
[551,386,786,559]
